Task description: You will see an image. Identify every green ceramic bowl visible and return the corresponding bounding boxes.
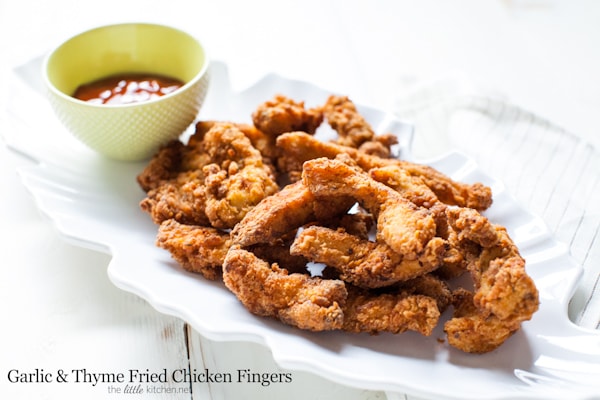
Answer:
[43,23,210,161]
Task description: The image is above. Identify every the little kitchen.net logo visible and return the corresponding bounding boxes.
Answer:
[6,368,293,395]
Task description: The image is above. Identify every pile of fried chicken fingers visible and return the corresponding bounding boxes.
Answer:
[137,94,539,354]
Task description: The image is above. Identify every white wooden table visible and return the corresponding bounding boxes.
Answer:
[2,1,599,399]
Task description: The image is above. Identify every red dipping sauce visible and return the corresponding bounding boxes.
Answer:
[73,73,184,105]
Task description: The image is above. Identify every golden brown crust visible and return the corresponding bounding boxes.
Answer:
[396,274,453,313]
[290,226,446,288]
[137,92,537,354]
[445,208,539,323]
[444,289,520,354]
[277,131,493,211]
[440,207,539,353]
[139,123,278,229]
[323,95,375,148]
[252,94,324,137]
[342,286,440,336]
[230,180,354,247]
[223,247,346,331]
[137,140,185,192]
[369,164,439,208]
[323,95,398,158]
[201,123,279,229]
[156,219,230,280]
[302,156,437,259]
[140,170,211,226]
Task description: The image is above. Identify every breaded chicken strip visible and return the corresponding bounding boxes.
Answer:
[139,123,278,228]
[277,131,389,178]
[329,209,375,240]
[137,140,185,192]
[342,286,441,336]
[277,132,492,210]
[195,120,279,162]
[369,164,439,208]
[249,242,310,275]
[302,156,436,260]
[200,123,280,229]
[358,133,398,158]
[252,94,324,137]
[442,207,539,353]
[156,218,309,280]
[403,164,492,211]
[323,95,375,148]
[323,95,398,158]
[223,247,346,331]
[290,226,446,288]
[156,219,230,280]
[138,136,212,225]
[444,289,521,354]
[445,207,539,323]
[396,274,453,313]
[141,169,211,226]
[446,206,500,248]
[137,129,215,192]
[230,180,355,247]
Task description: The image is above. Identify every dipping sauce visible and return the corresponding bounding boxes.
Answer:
[73,73,184,105]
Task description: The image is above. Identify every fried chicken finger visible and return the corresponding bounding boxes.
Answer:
[302,156,436,259]
[342,286,441,336]
[290,226,446,288]
[156,219,231,280]
[223,247,346,331]
[277,132,492,210]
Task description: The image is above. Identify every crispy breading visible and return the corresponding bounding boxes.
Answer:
[322,95,398,158]
[249,242,310,275]
[446,207,539,323]
[358,133,398,158]
[444,288,520,354]
[277,131,390,178]
[440,208,539,353]
[138,134,213,226]
[230,180,355,247]
[277,131,492,210]
[252,94,324,137]
[223,247,346,331]
[290,226,446,288]
[195,120,279,162]
[396,274,453,313]
[323,95,375,148]
[342,286,441,336]
[139,122,279,229]
[301,156,437,260]
[201,123,279,228]
[137,140,185,192]
[446,206,500,248]
[140,169,211,226]
[369,164,439,208]
[331,210,374,240]
[156,219,230,280]
[477,254,539,322]
[137,92,538,354]
[399,163,492,211]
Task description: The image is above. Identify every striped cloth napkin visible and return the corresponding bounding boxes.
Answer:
[393,75,600,330]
